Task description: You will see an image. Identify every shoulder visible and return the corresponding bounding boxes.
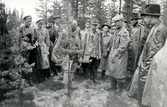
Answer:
[156,23,167,32]
[107,32,112,36]
[120,26,129,36]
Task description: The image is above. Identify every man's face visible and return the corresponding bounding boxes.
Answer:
[24,18,32,27]
[103,26,109,33]
[37,21,44,29]
[114,20,122,28]
[55,18,61,24]
[91,24,97,31]
[85,22,91,28]
[130,19,137,26]
[47,22,53,28]
[96,23,100,29]
[142,15,151,25]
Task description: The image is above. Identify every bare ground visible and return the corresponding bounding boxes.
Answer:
[23,76,139,107]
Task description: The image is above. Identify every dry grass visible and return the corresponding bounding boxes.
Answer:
[32,76,138,107]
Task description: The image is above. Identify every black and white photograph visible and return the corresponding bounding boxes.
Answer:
[0,0,166,107]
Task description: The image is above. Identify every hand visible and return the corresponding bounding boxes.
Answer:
[27,46,35,50]
[111,51,118,63]
[78,50,84,55]
[67,50,73,54]
[103,51,108,58]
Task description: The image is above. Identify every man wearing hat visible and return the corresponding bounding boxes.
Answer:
[129,4,167,107]
[105,14,130,92]
[127,13,146,97]
[97,23,112,79]
[35,18,50,82]
[82,19,105,83]
[46,16,60,76]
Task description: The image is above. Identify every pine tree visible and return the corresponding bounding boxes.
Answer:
[35,0,52,25]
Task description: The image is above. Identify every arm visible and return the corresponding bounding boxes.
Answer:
[99,32,105,55]
[45,29,50,51]
[142,27,167,77]
[116,31,130,56]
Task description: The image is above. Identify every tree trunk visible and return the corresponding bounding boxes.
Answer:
[119,0,122,14]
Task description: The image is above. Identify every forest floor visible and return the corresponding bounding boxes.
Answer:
[1,76,139,107]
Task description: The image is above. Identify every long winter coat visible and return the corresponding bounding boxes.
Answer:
[105,25,130,79]
[35,28,50,69]
[141,39,167,107]
[128,23,145,73]
[98,32,112,71]
[135,21,167,106]
[18,25,37,64]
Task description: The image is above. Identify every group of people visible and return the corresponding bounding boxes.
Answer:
[17,3,167,107]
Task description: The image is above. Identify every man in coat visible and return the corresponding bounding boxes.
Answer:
[35,18,50,82]
[127,13,146,97]
[18,15,37,64]
[18,15,37,85]
[47,16,60,76]
[51,20,82,85]
[53,15,63,34]
[97,23,112,79]
[128,13,145,75]
[80,19,91,79]
[141,36,167,107]
[132,4,167,107]
[105,14,130,93]
[82,19,105,83]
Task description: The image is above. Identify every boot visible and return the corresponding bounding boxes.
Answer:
[101,70,105,80]
[104,78,117,91]
[97,72,101,79]
[116,82,124,93]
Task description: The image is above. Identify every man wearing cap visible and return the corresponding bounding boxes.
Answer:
[82,19,105,83]
[97,23,112,79]
[18,15,37,63]
[53,15,62,33]
[80,19,91,78]
[18,15,37,85]
[130,4,167,107]
[35,18,50,82]
[105,14,130,92]
[47,16,60,76]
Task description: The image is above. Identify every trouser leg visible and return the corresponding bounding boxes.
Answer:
[88,57,100,82]
[92,58,100,81]
[101,70,105,79]
[82,63,88,79]
[116,78,126,93]
[104,77,117,91]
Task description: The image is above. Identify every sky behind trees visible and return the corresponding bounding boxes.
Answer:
[2,0,38,21]
[1,0,164,22]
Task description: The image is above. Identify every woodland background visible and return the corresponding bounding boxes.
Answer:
[0,0,166,107]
